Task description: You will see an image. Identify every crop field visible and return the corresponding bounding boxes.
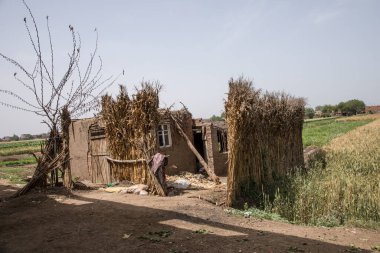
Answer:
[0,156,37,167]
[272,117,380,229]
[0,139,41,184]
[302,117,373,147]
[0,166,34,184]
[0,139,43,156]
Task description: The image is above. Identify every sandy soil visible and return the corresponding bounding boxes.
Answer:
[0,181,379,253]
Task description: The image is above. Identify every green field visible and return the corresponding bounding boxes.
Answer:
[0,156,37,167]
[0,139,43,156]
[302,118,373,147]
[0,140,41,184]
[0,166,34,184]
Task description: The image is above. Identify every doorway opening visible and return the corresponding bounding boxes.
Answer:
[193,127,206,172]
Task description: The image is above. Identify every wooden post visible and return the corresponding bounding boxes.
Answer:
[170,114,220,184]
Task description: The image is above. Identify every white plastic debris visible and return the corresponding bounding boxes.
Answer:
[172,179,191,189]
[243,211,251,218]
[119,184,149,194]
[139,190,148,196]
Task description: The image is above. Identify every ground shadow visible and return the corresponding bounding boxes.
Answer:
[0,186,373,253]
[0,183,20,199]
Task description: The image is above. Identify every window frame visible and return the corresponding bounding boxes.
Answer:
[157,123,172,148]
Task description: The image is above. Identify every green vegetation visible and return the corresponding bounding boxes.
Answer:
[138,230,173,243]
[337,99,366,115]
[193,229,209,234]
[303,118,372,147]
[225,207,287,222]
[0,156,37,167]
[304,107,315,119]
[316,99,366,117]
[0,166,33,184]
[0,140,39,184]
[0,139,43,156]
[210,112,225,121]
[269,119,380,229]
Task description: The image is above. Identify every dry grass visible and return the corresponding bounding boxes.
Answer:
[271,119,380,228]
[101,83,161,192]
[336,113,380,122]
[225,77,305,207]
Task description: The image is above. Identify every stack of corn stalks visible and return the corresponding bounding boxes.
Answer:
[225,77,305,206]
[13,107,72,197]
[13,136,66,197]
[101,83,162,194]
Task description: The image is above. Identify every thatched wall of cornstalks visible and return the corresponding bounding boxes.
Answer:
[101,83,161,193]
[225,77,305,207]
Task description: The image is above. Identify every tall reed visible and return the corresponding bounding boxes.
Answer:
[225,77,305,207]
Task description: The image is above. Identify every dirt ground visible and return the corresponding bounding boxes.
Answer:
[0,180,379,253]
[0,154,33,162]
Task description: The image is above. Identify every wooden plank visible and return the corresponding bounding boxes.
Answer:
[90,138,110,184]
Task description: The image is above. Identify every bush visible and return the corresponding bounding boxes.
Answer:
[305,107,315,119]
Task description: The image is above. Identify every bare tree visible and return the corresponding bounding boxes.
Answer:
[0,1,119,193]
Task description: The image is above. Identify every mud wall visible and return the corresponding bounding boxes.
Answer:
[158,117,197,175]
[69,118,96,181]
[204,124,228,176]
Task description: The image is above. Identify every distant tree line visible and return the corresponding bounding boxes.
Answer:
[0,133,48,142]
[210,112,225,121]
[304,99,366,119]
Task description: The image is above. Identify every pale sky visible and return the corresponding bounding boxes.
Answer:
[0,0,379,136]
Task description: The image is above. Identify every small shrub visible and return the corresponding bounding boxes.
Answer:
[316,215,341,227]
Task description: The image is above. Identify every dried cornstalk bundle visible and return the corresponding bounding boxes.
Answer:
[101,82,162,193]
[225,77,305,206]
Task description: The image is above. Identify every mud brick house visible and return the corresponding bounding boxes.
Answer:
[365,105,380,114]
[68,112,228,184]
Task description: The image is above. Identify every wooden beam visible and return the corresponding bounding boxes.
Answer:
[170,114,220,184]
[106,157,146,164]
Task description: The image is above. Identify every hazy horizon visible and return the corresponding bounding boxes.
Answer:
[0,0,379,136]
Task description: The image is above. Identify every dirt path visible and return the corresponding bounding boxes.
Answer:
[0,183,379,253]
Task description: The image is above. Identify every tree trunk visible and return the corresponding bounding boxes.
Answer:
[61,106,72,188]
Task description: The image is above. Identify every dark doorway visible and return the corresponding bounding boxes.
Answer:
[193,127,205,171]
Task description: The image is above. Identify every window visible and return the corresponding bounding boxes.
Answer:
[158,124,172,148]
[89,124,105,140]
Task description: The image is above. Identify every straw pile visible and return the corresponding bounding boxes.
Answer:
[101,83,161,192]
[225,77,305,207]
